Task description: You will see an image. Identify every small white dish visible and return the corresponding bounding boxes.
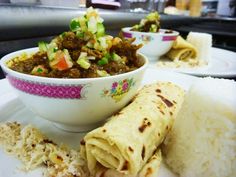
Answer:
[122,27,179,61]
[153,47,236,78]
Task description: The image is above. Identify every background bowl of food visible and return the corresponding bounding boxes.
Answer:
[0,8,148,132]
[122,12,179,61]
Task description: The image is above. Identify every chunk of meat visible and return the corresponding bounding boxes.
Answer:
[62,32,84,50]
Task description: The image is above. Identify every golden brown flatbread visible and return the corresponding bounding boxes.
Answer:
[81,82,185,176]
[166,36,197,61]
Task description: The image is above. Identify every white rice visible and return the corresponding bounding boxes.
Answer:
[187,32,212,63]
[163,77,236,177]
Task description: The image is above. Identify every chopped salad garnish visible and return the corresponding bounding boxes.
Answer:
[131,11,160,33]
[9,7,143,78]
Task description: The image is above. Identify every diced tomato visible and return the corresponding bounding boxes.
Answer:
[50,51,71,71]
[55,57,69,71]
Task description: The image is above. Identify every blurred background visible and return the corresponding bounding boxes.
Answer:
[0,0,236,78]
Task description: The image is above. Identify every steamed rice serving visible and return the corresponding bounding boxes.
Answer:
[163,77,236,177]
[187,32,212,63]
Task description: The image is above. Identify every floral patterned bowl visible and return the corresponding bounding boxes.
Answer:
[122,27,179,61]
[0,47,148,132]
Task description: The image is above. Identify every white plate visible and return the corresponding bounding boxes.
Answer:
[0,68,198,177]
[151,47,236,78]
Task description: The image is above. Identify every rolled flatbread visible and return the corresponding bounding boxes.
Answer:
[94,149,162,177]
[166,36,197,61]
[81,82,185,176]
[138,149,162,177]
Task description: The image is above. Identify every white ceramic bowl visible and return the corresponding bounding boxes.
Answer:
[122,27,179,61]
[0,47,148,132]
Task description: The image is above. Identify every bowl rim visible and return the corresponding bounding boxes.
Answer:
[0,47,148,83]
[122,27,179,36]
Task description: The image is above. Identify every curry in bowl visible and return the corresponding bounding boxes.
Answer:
[8,7,143,79]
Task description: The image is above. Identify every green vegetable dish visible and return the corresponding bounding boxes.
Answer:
[131,11,160,33]
[8,7,143,78]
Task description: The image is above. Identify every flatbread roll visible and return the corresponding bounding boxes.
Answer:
[94,149,162,177]
[166,36,197,61]
[81,82,185,176]
[138,149,162,177]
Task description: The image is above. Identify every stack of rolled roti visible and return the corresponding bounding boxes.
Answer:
[166,32,212,66]
[166,36,197,61]
[81,82,185,177]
